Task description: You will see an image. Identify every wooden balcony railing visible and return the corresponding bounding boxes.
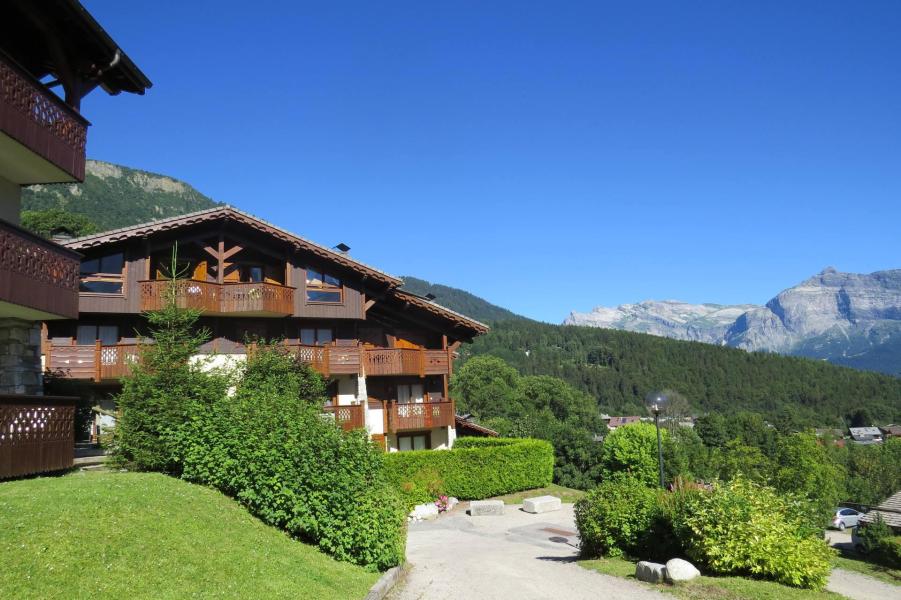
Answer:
[388,400,455,432]
[364,348,451,377]
[1,395,76,480]
[0,219,80,319]
[139,280,295,316]
[0,51,88,181]
[322,404,365,431]
[283,343,361,377]
[45,342,142,382]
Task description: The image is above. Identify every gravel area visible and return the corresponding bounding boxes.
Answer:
[388,503,666,600]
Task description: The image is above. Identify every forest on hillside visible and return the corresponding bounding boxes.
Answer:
[459,320,901,426]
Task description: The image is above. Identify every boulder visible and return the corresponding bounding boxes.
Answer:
[409,503,439,521]
[469,500,505,516]
[522,495,562,514]
[635,561,667,584]
[664,558,700,582]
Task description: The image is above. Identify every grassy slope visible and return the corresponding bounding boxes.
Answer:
[0,471,378,599]
[580,558,843,600]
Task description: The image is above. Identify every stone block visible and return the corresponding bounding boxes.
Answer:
[665,558,700,582]
[469,500,505,516]
[409,503,440,521]
[522,495,562,514]
[635,561,667,584]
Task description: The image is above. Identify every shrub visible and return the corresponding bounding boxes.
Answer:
[858,515,901,569]
[173,346,407,571]
[671,478,835,589]
[601,422,667,487]
[574,478,668,559]
[384,437,554,506]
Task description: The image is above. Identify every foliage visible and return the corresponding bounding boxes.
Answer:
[671,478,835,589]
[112,257,227,471]
[490,483,587,505]
[173,346,406,571]
[842,438,901,505]
[21,208,98,238]
[858,516,901,569]
[600,422,666,487]
[460,320,901,424]
[0,471,378,599]
[384,437,554,506]
[23,160,220,232]
[773,433,846,527]
[574,478,671,559]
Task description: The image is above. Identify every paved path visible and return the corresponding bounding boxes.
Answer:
[389,503,665,600]
[828,568,901,600]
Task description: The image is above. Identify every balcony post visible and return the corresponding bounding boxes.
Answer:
[418,347,425,378]
[93,340,102,383]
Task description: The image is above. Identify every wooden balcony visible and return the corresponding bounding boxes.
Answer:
[322,404,365,431]
[139,280,295,316]
[45,342,141,382]
[364,348,451,377]
[0,219,80,319]
[283,343,362,376]
[0,51,88,183]
[388,400,455,432]
[1,395,76,480]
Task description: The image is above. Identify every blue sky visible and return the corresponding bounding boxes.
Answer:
[81,1,900,323]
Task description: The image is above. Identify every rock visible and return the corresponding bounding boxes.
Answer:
[635,561,667,584]
[409,503,439,521]
[664,558,700,582]
[448,497,459,509]
[469,500,504,516]
[522,495,562,514]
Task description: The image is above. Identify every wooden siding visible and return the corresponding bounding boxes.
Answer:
[292,265,363,319]
[0,395,75,479]
[0,219,79,319]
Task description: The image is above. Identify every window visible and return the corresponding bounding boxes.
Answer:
[397,433,429,452]
[80,252,124,294]
[397,383,424,404]
[306,268,342,303]
[300,328,334,345]
[77,325,119,346]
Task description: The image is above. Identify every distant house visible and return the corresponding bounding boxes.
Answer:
[454,415,499,438]
[606,416,641,431]
[879,425,901,439]
[859,491,901,533]
[849,427,884,444]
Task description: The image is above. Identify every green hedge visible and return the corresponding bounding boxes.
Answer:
[385,437,554,505]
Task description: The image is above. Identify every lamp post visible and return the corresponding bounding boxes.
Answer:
[647,392,667,489]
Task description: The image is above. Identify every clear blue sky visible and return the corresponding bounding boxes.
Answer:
[81,1,900,323]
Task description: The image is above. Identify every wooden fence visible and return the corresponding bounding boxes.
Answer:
[0,395,76,479]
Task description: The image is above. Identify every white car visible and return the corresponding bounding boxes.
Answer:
[831,507,862,530]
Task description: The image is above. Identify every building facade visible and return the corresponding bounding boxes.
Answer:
[44,207,488,451]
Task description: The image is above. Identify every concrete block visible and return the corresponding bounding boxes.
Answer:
[635,561,667,584]
[523,495,562,514]
[469,500,505,516]
[665,558,700,582]
[409,503,439,521]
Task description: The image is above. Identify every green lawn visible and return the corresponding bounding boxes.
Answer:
[0,471,379,599]
[490,483,587,505]
[580,557,844,600]
[833,555,901,588]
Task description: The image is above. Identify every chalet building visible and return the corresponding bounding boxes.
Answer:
[0,0,151,395]
[44,206,488,452]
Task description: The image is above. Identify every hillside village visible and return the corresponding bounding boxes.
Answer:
[1,3,900,600]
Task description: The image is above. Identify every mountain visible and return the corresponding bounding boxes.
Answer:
[22,160,220,232]
[565,268,901,376]
[399,276,527,324]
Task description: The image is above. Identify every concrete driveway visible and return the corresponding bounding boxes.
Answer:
[389,503,665,600]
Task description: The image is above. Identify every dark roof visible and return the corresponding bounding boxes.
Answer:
[860,491,901,529]
[390,289,489,335]
[454,415,499,437]
[1,0,151,101]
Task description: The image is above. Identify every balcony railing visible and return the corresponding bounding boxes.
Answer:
[322,404,365,431]
[45,343,453,382]
[0,219,80,319]
[364,348,451,377]
[388,400,455,432]
[139,280,295,316]
[0,51,88,181]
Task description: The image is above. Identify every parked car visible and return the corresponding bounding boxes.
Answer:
[832,507,862,530]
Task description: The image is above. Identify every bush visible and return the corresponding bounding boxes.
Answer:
[575,478,672,559]
[601,422,667,487]
[384,437,554,506]
[173,346,407,571]
[858,515,901,569]
[671,478,835,589]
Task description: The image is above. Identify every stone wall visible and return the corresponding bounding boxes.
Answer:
[0,318,43,395]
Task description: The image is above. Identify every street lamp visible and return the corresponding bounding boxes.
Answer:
[646,392,667,489]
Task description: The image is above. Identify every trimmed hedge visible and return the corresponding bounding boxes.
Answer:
[385,437,554,506]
